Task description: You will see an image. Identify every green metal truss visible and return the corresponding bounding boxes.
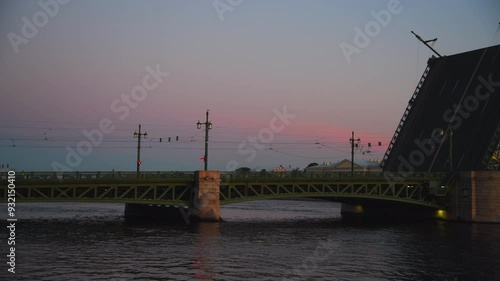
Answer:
[1,171,450,209]
[220,181,445,208]
[5,180,194,206]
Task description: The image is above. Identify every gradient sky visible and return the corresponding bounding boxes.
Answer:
[1,0,499,172]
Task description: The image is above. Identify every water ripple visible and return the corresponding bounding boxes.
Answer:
[3,201,500,281]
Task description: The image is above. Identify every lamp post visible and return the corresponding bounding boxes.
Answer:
[349,131,360,176]
[197,110,212,171]
[133,124,147,178]
[348,131,382,176]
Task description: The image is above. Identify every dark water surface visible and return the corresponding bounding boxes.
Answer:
[2,200,500,281]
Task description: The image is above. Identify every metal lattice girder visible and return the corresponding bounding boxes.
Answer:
[220,181,443,208]
[6,181,194,206]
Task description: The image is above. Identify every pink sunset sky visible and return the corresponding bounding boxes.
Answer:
[1,0,499,171]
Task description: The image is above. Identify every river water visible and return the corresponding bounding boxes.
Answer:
[2,200,500,281]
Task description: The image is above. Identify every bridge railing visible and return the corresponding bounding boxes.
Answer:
[1,171,196,181]
[1,170,449,182]
[221,171,449,181]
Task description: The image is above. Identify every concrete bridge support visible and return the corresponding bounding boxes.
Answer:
[448,171,500,223]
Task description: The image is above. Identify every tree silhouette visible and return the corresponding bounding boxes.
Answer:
[306,162,319,169]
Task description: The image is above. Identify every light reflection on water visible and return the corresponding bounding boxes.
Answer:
[1,200,500,281]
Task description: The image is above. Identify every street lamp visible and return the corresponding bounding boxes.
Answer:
[350,131,360,176]
[197,110,212,171]
[133,124,147,178]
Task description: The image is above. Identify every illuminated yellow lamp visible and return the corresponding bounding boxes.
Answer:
[492,150,500,163]
[353,205,364,214]
[435,209,447,219]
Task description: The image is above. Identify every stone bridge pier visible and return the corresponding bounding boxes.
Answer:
[447,171,500,223]
[190,170,221,222]
[124,171,221,222]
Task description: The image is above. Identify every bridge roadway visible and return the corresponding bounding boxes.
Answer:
[1,171,452,209]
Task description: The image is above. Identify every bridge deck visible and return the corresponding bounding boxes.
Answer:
[2,171,451,209]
